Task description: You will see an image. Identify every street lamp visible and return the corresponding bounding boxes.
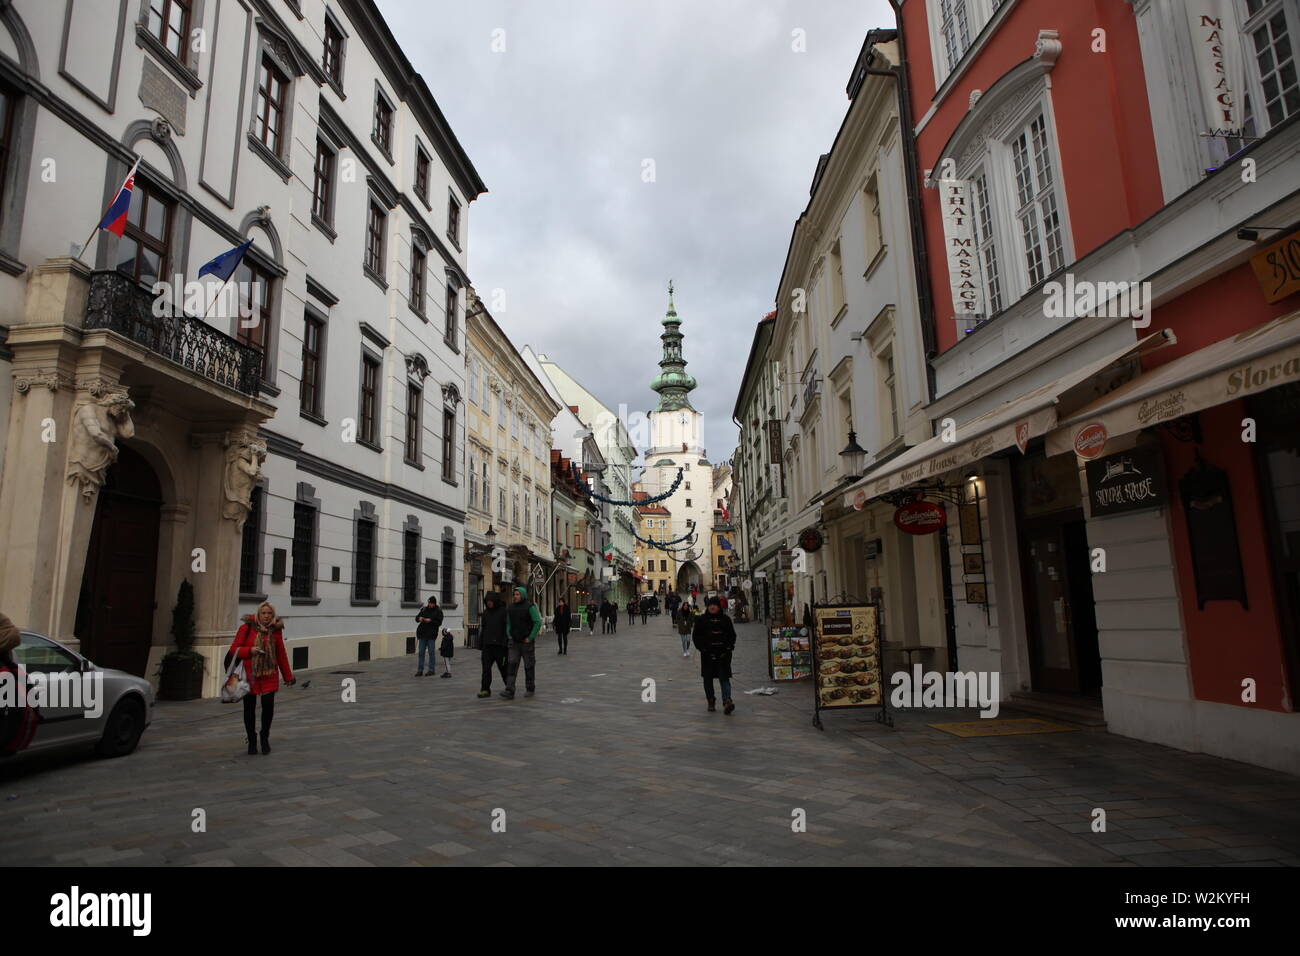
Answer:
[485,525,497,547]
[839,429,867,479]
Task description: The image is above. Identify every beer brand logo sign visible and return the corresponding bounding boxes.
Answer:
[1073,423,1109,460]
[1015,421,1030,454]
[852,489,867,512]
[1137,391,1187,425]
[893,500,947,535]
[798,527,824,552]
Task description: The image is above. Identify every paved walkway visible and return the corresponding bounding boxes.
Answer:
[3,618,1298,866]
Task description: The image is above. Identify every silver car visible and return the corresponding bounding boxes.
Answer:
[9,630,154,758]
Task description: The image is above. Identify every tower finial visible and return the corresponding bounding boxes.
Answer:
[668,279,674,310]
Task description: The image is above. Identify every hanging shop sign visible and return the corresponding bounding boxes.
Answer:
[852,489,867,511]
[1015,420,1031,454]
[1184,0,1246,134]
[811,604,888,729]
[1085,444,1169,517]
[937,177,985,322]
[1072,422,1109,460]
[1179,456,1248,609]
[893,499,947,535]
[863,538,882,560]
[798,527,824,552]
[766,420,785,497]
[768,625,812,682]
[1249,227,1300,304]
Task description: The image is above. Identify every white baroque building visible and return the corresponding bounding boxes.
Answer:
[0,0,485,693]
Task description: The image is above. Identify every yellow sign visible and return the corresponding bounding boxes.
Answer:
[1249,229,1300,304]
[813,606,881,708]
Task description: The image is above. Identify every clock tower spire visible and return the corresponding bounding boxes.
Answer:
[650,280,698,412]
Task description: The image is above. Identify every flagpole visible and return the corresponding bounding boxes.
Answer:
[201,273,235,322]
[78,156,140,264]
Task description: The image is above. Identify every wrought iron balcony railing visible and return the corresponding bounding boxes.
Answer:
[84,271,264,397]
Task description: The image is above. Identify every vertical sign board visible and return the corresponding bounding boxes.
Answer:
[766,419,784,497]
[938,178,984,326]
[811,604,888,729]
[769,625,812,681]
[1184,1,1246,134]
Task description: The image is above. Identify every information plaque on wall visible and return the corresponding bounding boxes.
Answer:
[768,625,811,681]
[811,603,889,729]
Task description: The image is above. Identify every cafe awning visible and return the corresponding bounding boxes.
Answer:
[842,329,1175,508]
[1045,309,1300,457]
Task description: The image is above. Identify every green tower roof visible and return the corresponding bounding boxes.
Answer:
[651,280,697,411]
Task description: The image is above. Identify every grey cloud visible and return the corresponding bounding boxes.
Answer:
[379,0,894,456]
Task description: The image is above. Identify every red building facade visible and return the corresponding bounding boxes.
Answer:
[840,0,1300,772]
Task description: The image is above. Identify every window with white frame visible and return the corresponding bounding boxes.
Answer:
[469,359,479,406]
[1241,0,1300,133]
[1009,113,1064,288]
[469,451,479,509]
[862,175,884,267]
[879,345,899,442]
[971,169,1003,314]
[939,0,973,76]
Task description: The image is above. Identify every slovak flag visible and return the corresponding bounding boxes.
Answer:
[97,158,141,237]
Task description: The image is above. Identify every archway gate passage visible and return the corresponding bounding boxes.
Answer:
[676,560,703,594]
[75,445,162,676]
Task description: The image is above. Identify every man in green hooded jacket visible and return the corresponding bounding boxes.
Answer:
[501,585,542,699]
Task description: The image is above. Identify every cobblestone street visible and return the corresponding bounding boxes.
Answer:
[3,619,1299,867]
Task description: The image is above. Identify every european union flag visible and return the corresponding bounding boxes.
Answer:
[197,239,254,282]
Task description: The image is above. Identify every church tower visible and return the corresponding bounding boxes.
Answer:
[645,283,712,594]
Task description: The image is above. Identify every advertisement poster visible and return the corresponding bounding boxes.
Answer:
[768,625,812,681]
[811,604,887,728]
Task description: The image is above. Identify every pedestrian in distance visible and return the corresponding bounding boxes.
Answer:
[554,599,571,654]
[584,602,596,634]
[0,611,39,758]
[692,596,737,714]
[609,598,619,634]
[598,600,609,634]
[477,592,509,699]
[438,628,454,677]
[676,602,694,657]
[227,602,294,754]
[627,598,637,626]
[640,596,649,625]
[414,595,443,676]
[501,586,541,699]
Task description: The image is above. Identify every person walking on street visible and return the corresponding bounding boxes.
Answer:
[584,602,596,634]
[640,597,649,625]
[478,592,509,698]
[676,602,695,657]
[228,603,294,754]
[693,596,737,714]
[627,598,637,626]
[414,595,443,676]
[609,597,619,634]
[501,586,541,699]
[554,599,571,654]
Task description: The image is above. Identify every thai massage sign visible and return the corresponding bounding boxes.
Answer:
[1185,1,1246,134]
[1085,445,1168,517]
[938,177,984,321]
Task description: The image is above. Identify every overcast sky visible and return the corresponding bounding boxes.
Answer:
[379,0,895,459]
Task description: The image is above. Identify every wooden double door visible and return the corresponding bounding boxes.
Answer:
[75,446,162,676]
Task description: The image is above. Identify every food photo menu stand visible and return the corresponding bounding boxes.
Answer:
[810,602,891,730]
[768,624,813,682]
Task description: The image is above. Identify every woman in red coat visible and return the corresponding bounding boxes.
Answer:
[228,602,294,754]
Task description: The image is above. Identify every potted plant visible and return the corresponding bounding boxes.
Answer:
[157,578,205,700]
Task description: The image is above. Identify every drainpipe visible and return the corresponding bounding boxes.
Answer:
[865,4,938,387]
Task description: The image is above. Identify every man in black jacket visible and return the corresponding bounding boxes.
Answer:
[477,592,509,699]
[692,596,738,714]
[414,596,443,676]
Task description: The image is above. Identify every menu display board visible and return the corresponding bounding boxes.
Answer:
[811,604,888,728]
[768,625,812,681]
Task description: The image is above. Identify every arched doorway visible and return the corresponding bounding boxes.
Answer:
[676,560,702,595]
[75,445,162,676]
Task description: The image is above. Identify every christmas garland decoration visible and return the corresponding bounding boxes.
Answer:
[589,467,683,506]
[632,526,698,550]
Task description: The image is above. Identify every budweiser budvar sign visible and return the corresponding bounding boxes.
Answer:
[893,500,947,535]
[1073,422,1109,460]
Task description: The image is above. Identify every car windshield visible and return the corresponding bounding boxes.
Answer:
[15,633,81,674]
